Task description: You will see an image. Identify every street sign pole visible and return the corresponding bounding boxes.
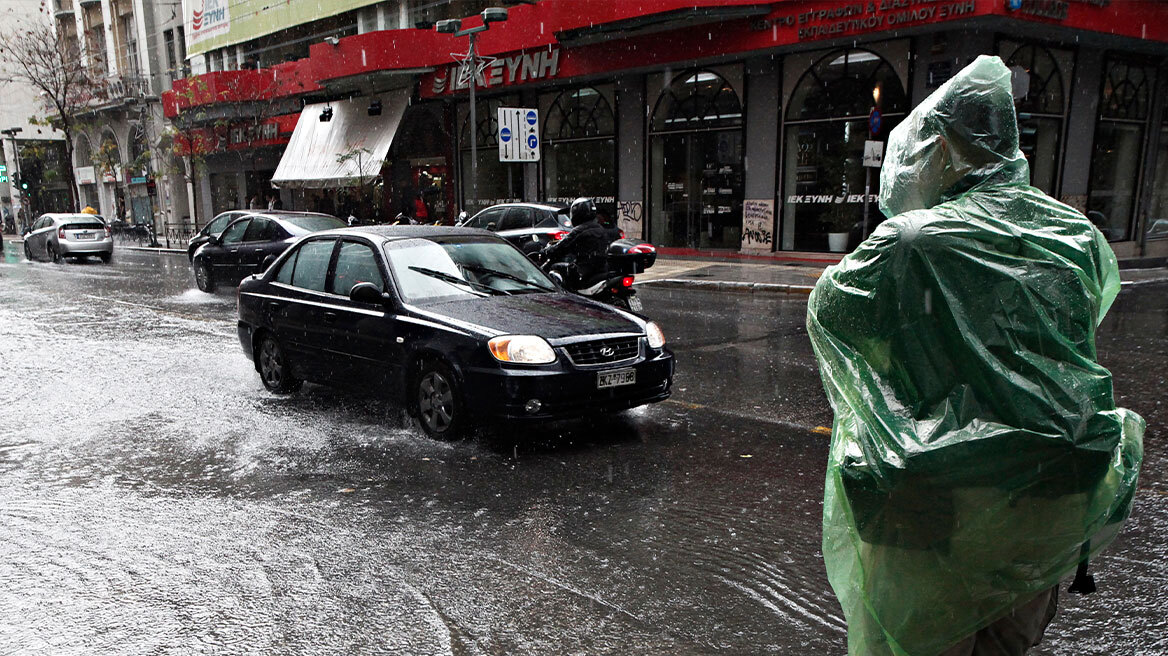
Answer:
[468,31,477,212]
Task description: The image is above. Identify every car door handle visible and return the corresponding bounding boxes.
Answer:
[322,311,338,323]
[264,300,282,311]
[253,248,264,252]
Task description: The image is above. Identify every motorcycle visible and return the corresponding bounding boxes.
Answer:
[534,238,657,313]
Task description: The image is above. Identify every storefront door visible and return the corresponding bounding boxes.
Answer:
[658,131,743,248]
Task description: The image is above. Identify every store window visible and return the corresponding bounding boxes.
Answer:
[649,69,744,248]
[459,95,522,216]
[782,49,907,252]
[1001,41,1072,195]
[541,85,616,216]
[1088,58,1155,242]
[1145,114,1168,241]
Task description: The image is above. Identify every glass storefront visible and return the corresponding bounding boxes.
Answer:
[1001,41,1073,195]
[649,69,744,248]
[541,85,616,216]
[1088,58,1155,241]
[781,49,907,252]
[459,95,523,217]
[1144,118,1168,241]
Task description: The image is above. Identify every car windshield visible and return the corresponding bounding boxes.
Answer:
[384,236,555,304]
[277,214,346,234]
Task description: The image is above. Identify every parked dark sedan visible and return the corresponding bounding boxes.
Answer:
[459,202,572,252]
[236,226,674,438]
[192,211,345,292]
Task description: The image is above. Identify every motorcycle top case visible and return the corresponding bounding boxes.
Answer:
[806,55,1143,656]
[606,238,656,274]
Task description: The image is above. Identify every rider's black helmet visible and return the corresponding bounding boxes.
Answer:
[570,197,597,224]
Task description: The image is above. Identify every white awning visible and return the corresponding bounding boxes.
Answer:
[271,89,409,189]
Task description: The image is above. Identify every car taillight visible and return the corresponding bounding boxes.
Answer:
[621,276,634,287]
[58,227,66,239]
[103,226,111,238]
[629,244,656,254]
[551,230,570,240]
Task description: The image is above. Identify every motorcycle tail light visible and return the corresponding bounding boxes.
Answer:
[619,230,626,239]
[621,276,634,287]
[551,230,570,240]
[629,244,656,254]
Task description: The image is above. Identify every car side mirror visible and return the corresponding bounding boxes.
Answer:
[350,282,390,305]
[259,254,277,273]
[21,228,30,237]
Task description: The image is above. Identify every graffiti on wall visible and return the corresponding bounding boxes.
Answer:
[742,199,774,250]
[617,200,643,240]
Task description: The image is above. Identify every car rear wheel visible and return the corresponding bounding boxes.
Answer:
[257,334,301,393]
[194,260,216,293]
[99,252,111,264]
[413,361,464,440]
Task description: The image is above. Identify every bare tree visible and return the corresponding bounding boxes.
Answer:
[0,17,98,212]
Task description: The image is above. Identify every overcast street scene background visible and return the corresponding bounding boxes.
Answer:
[1,247,1164,654]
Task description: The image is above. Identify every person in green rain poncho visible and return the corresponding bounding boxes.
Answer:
[806,55,1143,656]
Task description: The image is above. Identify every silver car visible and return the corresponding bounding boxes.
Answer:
[23,213,114,263]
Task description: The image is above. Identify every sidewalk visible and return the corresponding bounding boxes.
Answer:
[638,254,1168,297]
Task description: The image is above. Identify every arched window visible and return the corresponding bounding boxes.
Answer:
[787,49,907,121]
[542,85,616,211]
[1001,41,1071,195]
[544,86,614,140]
[1006,44,1065,115]
[651,70,742,132]
[648,68,744,249]
[781,48,907,253]
[1088,58,1157,242]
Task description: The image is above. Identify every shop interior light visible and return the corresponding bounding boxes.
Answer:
[319,106,333,122]
[872,84,881,104]
[368,99,382,116]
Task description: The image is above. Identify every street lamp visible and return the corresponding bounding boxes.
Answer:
[436,7,508,213]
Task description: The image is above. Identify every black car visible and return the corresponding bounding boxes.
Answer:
[236,226,674,438]
[188,210,253,261]
[459,202,572,253]
[192,211,345,292]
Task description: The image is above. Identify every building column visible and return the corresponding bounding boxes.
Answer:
[742,55,780,253]
[1059,47,1103,213]
[615,74,645,240]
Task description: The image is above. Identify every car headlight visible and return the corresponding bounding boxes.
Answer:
[488,335,557,364]
[645,321,666,349]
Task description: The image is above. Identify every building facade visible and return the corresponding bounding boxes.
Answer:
[165,0,1168,259]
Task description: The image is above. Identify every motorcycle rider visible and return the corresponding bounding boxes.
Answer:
[540,197,613,289]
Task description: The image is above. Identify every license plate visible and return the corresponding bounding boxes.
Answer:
[597,368,635,389]
[75,233,95,240]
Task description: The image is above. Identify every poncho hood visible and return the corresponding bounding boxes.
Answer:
[879,55,1029,217]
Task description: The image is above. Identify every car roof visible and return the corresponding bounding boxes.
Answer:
[474,202,565,213]
[310,225,492,243]
[46,213,104,220]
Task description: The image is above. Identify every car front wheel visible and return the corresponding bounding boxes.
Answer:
[23,241,32,260]
[194,260,216,293]
[257,334,302,393]
[48,243,60,263]
[413,361,464,440]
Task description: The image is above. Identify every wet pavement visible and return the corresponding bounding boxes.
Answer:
[0,243,1164,655]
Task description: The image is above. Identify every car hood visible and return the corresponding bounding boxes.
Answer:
[415,293,642,341]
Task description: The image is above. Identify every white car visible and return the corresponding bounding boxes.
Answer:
[23,213,113,263]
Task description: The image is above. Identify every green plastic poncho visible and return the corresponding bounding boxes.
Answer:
[806,55,1144,656]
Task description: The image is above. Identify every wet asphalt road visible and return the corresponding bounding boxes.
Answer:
[0,243,1164,655]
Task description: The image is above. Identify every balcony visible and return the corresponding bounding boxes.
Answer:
[82,75,153,108]
[53,0,75,18]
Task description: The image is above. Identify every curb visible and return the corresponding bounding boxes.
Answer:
[124,246,187,254]
[637,278,815,296]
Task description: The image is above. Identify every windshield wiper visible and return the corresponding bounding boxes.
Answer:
[459,264,555,293]
[407,266,503,296]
